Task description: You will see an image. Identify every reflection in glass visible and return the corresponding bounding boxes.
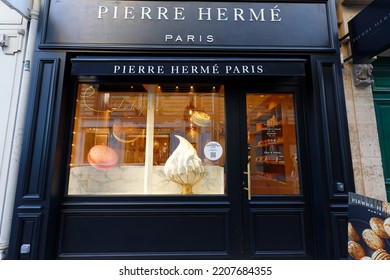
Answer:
[246,93,300,195]
[68,83,226,195]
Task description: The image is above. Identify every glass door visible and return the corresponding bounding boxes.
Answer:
[246,93,300,195]
[240,89,314,259]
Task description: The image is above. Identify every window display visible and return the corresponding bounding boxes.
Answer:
[68,83,226,195]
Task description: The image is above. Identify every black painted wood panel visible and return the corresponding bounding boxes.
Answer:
[57,209,230,259]
[309,56,353,258]
[8,54,64,260]
[10,213,42,260]
[331,211,348,260]
[249,209,308,257]
[23,59,60,199]
[314,58,354,199]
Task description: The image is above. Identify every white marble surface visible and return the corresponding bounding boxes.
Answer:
[68,165,225,195]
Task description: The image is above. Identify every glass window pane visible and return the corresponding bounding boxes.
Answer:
[246,93,300,195]
[68,83,226,195]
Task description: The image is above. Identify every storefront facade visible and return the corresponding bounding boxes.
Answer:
[8,0,354,259]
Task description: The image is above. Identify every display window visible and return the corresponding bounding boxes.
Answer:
[68,83,226,195]
[246,93,300,195]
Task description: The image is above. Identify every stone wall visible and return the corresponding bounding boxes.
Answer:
[337,1,387,201]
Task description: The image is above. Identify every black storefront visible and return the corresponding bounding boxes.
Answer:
[8,0,354,259]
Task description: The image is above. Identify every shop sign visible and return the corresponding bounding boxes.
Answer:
[348,0,390,64]
[43,0,331,51]
[71,57,306,77]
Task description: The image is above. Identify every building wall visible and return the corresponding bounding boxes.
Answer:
[0,1,28,259]
[337,0,388,201]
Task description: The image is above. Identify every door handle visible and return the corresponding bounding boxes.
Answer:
[243,163,252,200]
